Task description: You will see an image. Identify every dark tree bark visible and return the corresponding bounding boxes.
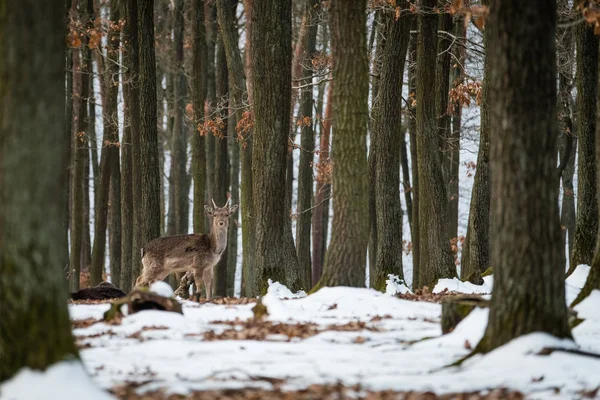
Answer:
[415,0,455,288]
[436,10,453,188]
[371,3,411,290]
[296,0,319,290]
[407,21,420,288]
[0,0,79,380]
[313,0,369,290]
[476,0,571,353]
[63,0,74,277]
[192,0,208,235]
[216,0,255,296]
[169,0,189,237]
[461,1,490,282]
[312,82,332,286]
[138,0,162,248]
[205,3,217,231]
[570,21,598,269]
[121,55,134,290]
[91,1,121,286]
[251,0,302,293]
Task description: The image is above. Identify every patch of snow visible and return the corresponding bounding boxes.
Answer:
[433,275,493,294]
[385,274,412,296]
[266,279,307,299]
[68,304,111,321]
[0,361,114,400]
[574,290,600,321]
[566,264,591,305]
[149,281,174,298]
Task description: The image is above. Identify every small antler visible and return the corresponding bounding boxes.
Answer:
[225,197,231,207]
[212,198,217,209]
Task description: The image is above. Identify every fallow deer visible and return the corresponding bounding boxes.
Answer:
[135,199,238,300]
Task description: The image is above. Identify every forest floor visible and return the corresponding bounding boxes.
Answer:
[52,266,600,399]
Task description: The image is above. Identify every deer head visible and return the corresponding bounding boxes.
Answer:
[204,198,238,235]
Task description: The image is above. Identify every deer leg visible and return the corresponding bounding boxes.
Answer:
[202,267,213,301]
[191,268,205,300]
[135,256,167,287]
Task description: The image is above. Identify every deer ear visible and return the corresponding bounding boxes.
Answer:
[228,204,238,215]
[204,205,214,216]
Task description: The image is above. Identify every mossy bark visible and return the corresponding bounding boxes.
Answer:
[0,0,79,380]
[313,0,369,291]
[371,4,411,291]
[415,0,456,288]
[476,0,571,353]
[570,21,598,270]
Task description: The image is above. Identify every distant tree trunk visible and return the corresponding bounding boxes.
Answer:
[138,0,162,248]
[447,19,464,242]
[192,0,207,235]
[296,0,319,290]
[557,0,576,269]
[205,3,217,230]
[110,157,122,287]
[121,62,134,290]
[415,0,455,288]
[313,0,369,290]
[570,21,598,269]
[371,3,410,290]
[217,0,255,296]
[475,0,571,353]
[0,0,79,380]
[312,82,332,286]
[63,0,74,278]
[408,23,419,288]
[214,38,230,297]
[91,2,120,286]
[461,1,490,282]
[436,10,452,188]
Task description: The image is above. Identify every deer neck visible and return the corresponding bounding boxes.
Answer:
[209,227,228,255]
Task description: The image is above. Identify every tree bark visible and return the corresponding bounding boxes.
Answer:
[251,0,302,293]
[570,21,598,269]
[192,0,208,235]
[0,0,79,379]
[138,0,162,248]
[371,3,411,290]
[313,0,369,290]
[476,0,571,353]
[436,10,453,189]
[296,0,319,290]
[416,0,456,288]
[461,1,490,282]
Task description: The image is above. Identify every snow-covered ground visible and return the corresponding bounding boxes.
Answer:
[5,266,598,399]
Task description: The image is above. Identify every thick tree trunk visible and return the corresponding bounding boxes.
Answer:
[205,3,217,230]
[371,3,411,290]
[0,0,79,380]
[476,0,571,353]
[570,22,598,269]
[461,2,490,282]
[296,0,319,290]
[313,0,369,290]
[251,0,302,293]
[415,0,456,288]
[192,0,208,235]
[63,0,74,277]
[436,11,453,187]
[121,70,134,290]
[91,2,120,286]
[138,0,162,248]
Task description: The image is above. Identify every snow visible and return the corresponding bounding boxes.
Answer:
[149,281,174,298]
[433,275,493,294]
[566,264,591,305]
[0,361,114,400]
[266,279,307,299]
[385,274,412,295]
[63,273,600,399]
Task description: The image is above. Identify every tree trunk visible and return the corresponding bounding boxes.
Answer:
[296,0,319,290]
[436,11,452,188]
[475,0,571,353]
[192,0,208,235]
[121,62,134,290]
[216,0,255,296]
[408,22,419,288]
[138,0,162,248]
[205,3,217,230]
[570,22,598,269]
[0,0,79,380]
[312,82,332,286]
[313,0,369,290]
[91,2,120,286]
[251,0,302,293]
[63,0,74,280]
[461,1,490,282]
[415,0,456,288]
[371,3,411,290]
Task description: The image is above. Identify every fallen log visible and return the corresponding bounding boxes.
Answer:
[70,281,126,300]
[103,288,183,323]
